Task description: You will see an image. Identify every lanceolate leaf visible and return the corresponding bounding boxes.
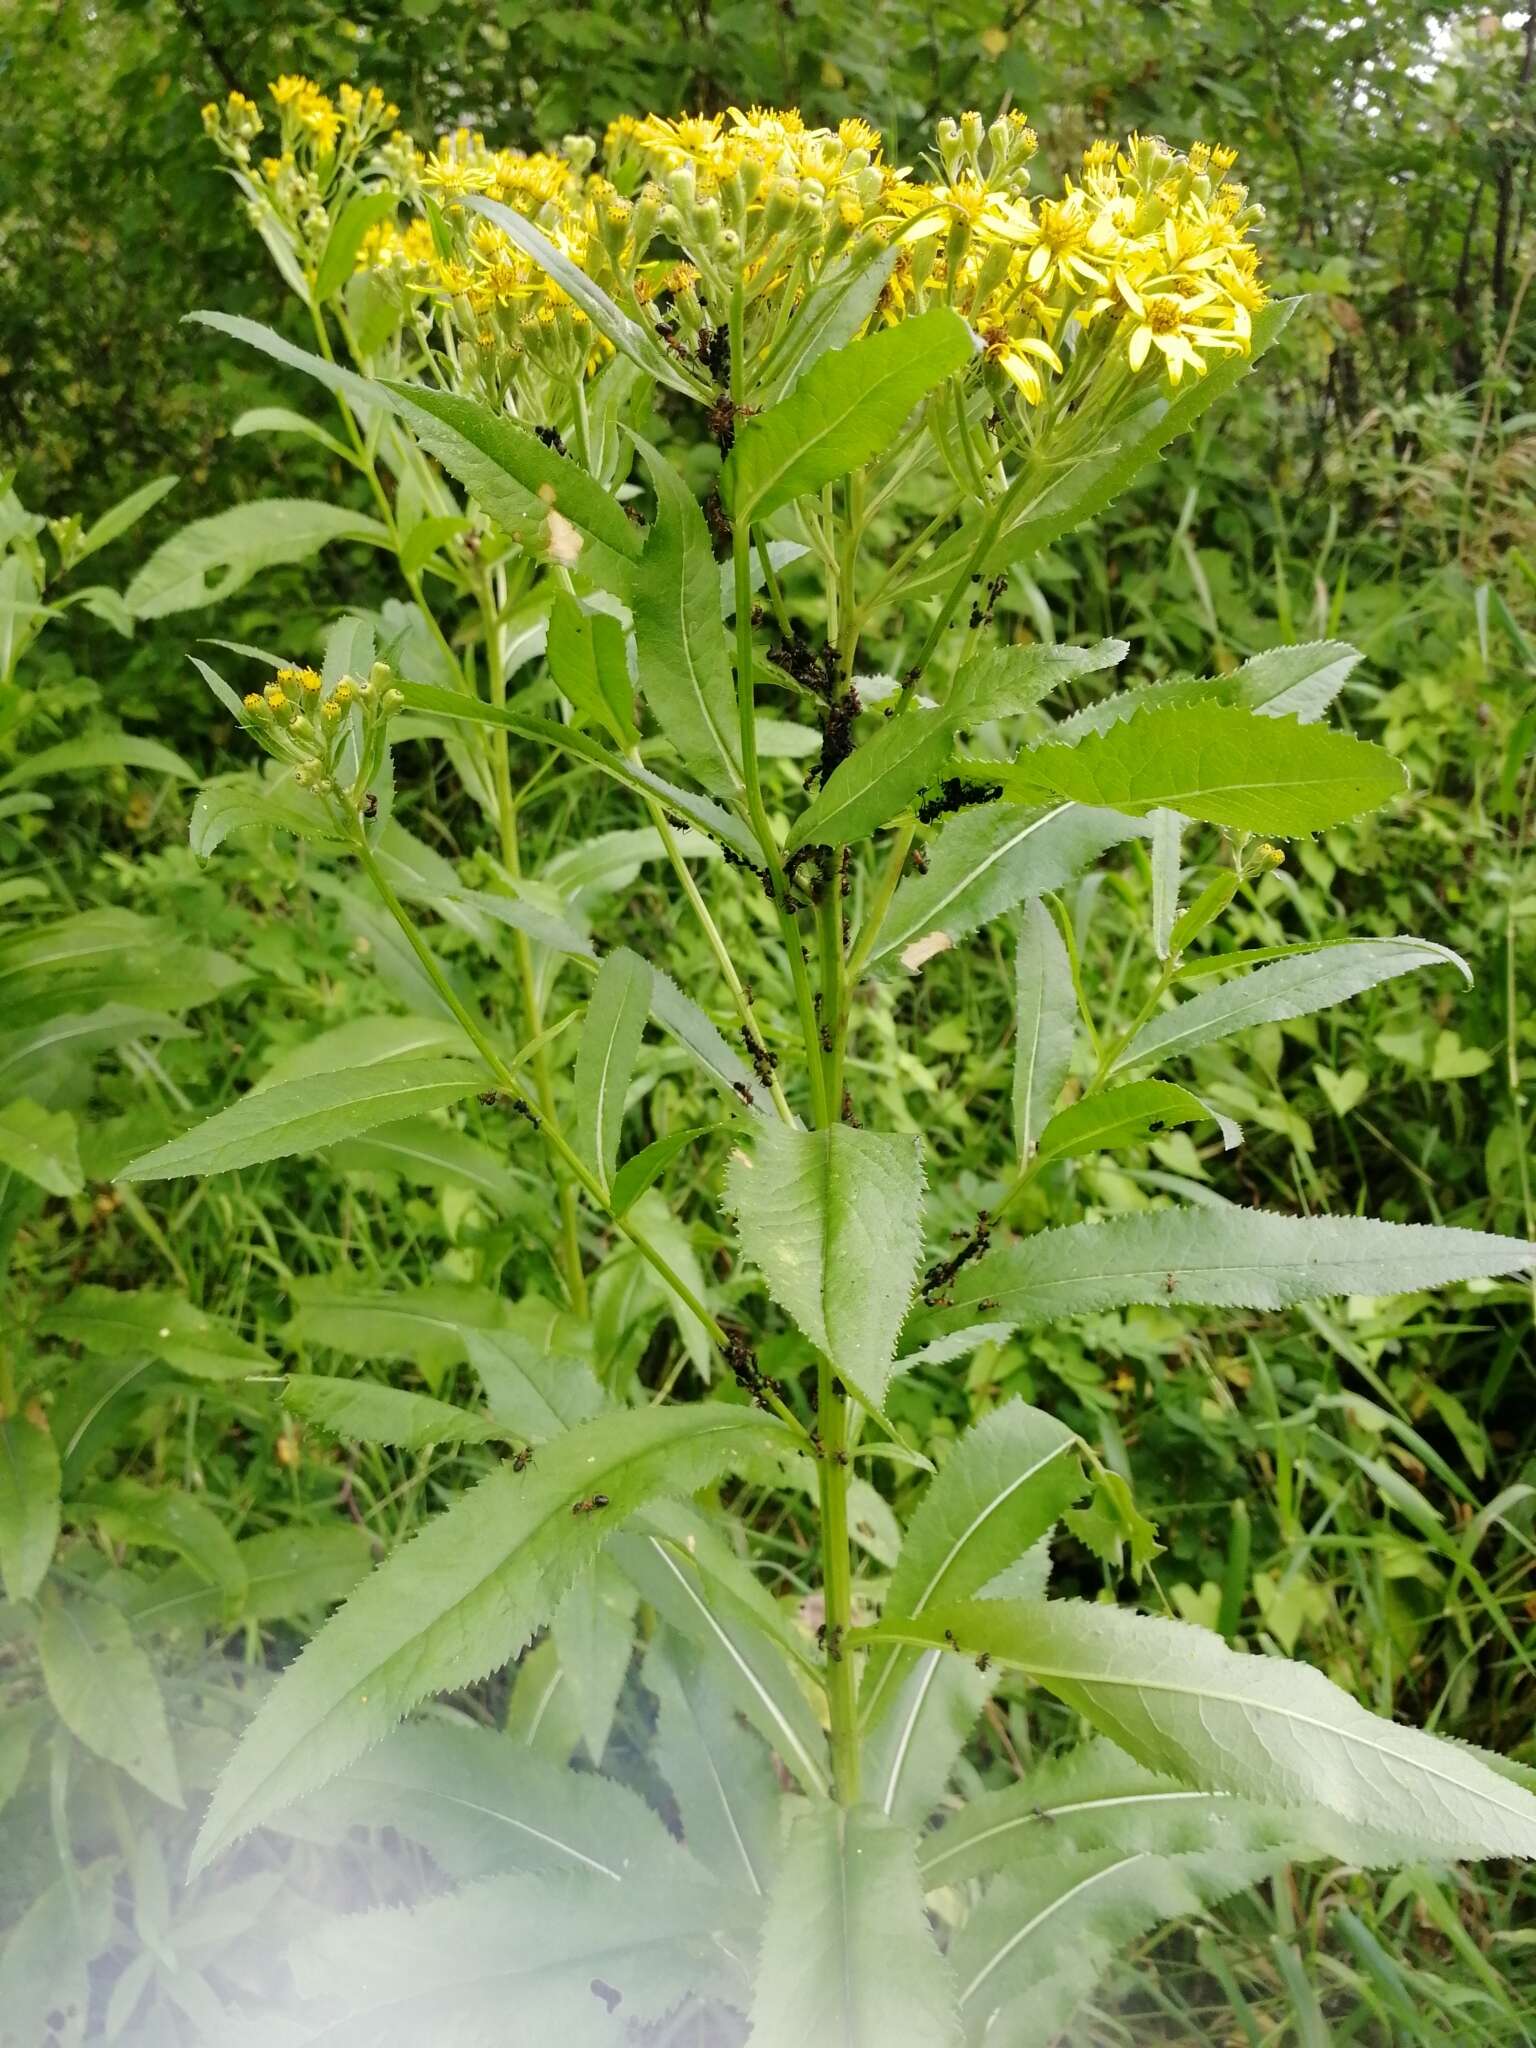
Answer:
[315,189,401,302]
[1011,900,1075,1162]
[1033,1080,1215,1166]
[205,325,612,606]
[0,1411,61,1603]
[125,500,388,619]
[545,587,635,744]
[949,1846,1265,2045]
[40,1285,272,1380]
[999,701,1406,836]
[860,1402,1082,1737]
[871,804,1141,975]
[725,1122,925,1410]
[395,679,761,859]
[573,947,651,1188]
[380,380,643,593]
[613,1502,830,1797]
[191,1405,787,1870]
[291,1719,704,1889]
[877,1598,1536,1860]
[724,308,975,521]
[290,1867,751,2043]
[750,1804,962,2048]
[117,1059,488,1182]
[919,1740,1247,1888]
[931,1207,1536,1330]
[644,1625,783,1895]
[1111,936,1471,1074]
[788,706,953,852]
[1054,638,1363,743]
[631,437,743,794]
[280,1375,502,1450]
[918,1736,1419,1891]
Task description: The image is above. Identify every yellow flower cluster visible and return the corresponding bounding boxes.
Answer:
[202,77,405,278]
[204,80,1266,432]
[241,661,404,799]
[883,128,1265,410]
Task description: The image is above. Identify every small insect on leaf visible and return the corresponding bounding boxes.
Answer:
[572,1493,611,1515]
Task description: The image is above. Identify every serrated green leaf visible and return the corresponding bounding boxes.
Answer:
[932,1207,1535,1329]
[0,1411,61,1602]
[631,436,743,793]
[871,803,1140,974]
[951,638,1127,724]
[724,307,975,520]
[1113,936,1471,1074]
[116,1057,488,1182]
[290,1717,703,1889]
[750,1804,961,2048]
[288,1866,749,2042]
[281,1374,501,1450]
[574,946,652,1189]
[380,378,643,593]
[463,1327,607,1440]
[1054,636,1363,743]
[788,705,953,852]
[860,1402,1082,1740]
[38,1596,181,1804]
[191,1404,787,1869]
[1000,701,1406,836]
[1011,900,1075,1162]
[876,1597,1536,1860]
[1035,1080,1214,1166]
[726,1121,925,1410]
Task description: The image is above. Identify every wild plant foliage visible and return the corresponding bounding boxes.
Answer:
[4,80,1535,2046]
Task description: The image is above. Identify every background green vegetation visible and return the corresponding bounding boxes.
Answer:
[1,1,1534,2041]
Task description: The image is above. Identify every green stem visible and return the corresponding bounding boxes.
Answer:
[478,574,588,1312]
[732,509,830,1126]
[817,1354,860,1802]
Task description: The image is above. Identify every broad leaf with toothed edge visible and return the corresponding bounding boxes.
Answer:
[190,1404,789,1872]
[725,1121,925,1412]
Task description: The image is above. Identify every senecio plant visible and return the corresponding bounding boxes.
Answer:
[118,82,1536,2042]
